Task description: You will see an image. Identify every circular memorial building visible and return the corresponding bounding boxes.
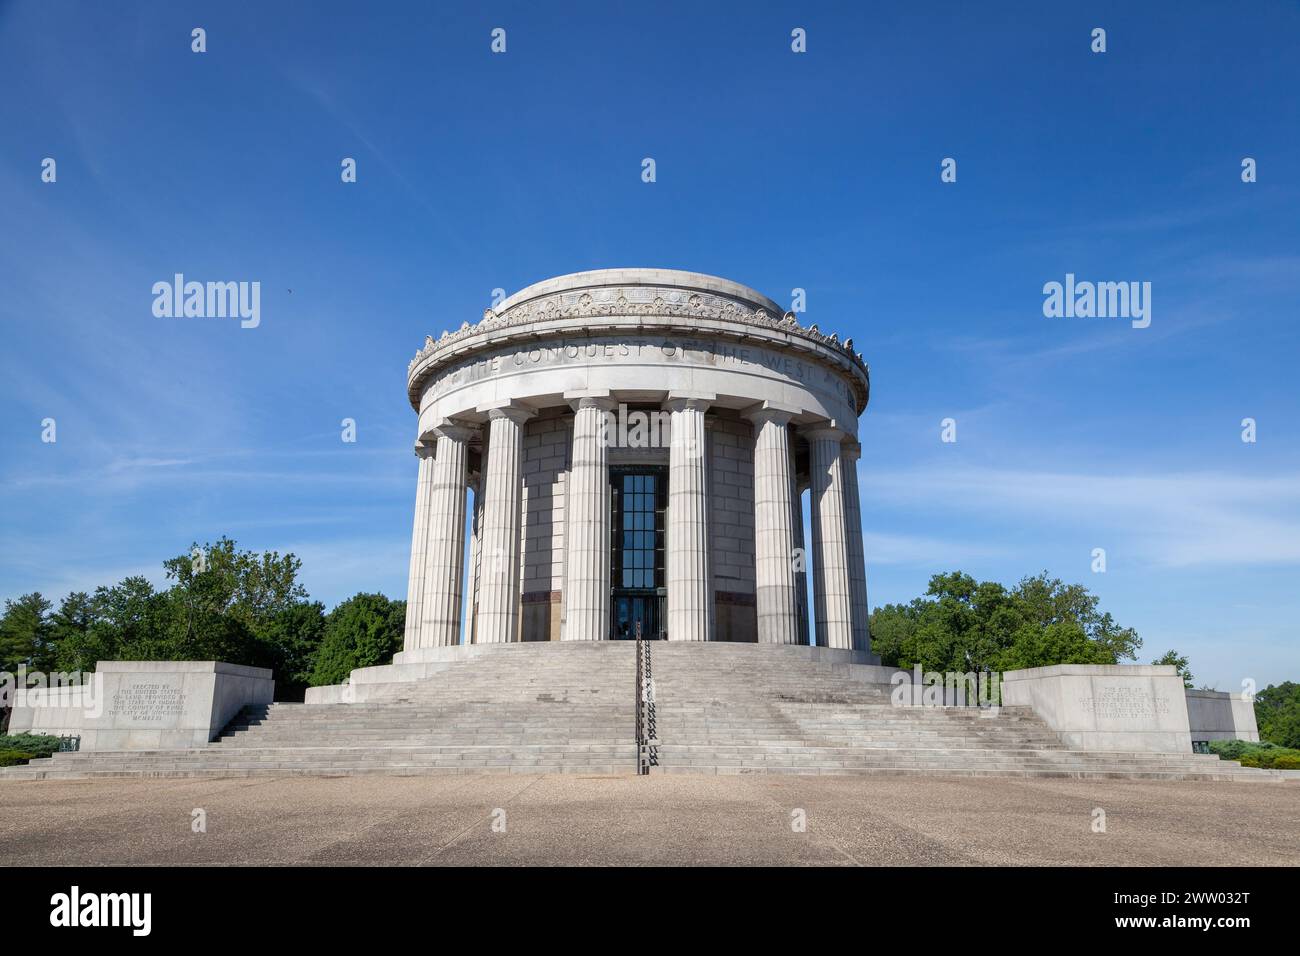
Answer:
[401,269,873,653]
[10,270,1263,781]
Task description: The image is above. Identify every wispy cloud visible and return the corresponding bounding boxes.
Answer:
[869,466,1300,568]
[863,531,1011,567]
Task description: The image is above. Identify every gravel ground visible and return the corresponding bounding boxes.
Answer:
[2,773,1297,866]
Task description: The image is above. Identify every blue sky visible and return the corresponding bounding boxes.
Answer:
[1,1,1297,690]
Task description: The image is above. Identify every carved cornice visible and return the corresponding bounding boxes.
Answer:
[406,284,870,412]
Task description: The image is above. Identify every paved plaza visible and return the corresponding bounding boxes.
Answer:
[3,773,1297,866]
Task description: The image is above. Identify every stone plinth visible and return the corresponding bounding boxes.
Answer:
[5,661,274,751]
[1186,689,1260,743]
[1001,664,1191,753]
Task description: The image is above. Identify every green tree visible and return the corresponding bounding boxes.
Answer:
[83,576,172,663]
[161,537,308,662]
[310,593,406,687]
[1151,650,1194,688]
[867,570,1141,675]
[258,601,327,700]
[1254,682,1300,749]
[1010,573,1140,663]
[0,593,55,673]
[49,591,100,673]
[999,619,1115,670]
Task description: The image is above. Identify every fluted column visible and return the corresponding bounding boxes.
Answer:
[475,404,534,643]
[807,426,853,650]
[745,406,799,644]
[420,423,473,648]
[793,476,811,646]
[666,395,711,641]
[465,472,483,645]
[402,441,436,652]
[842,441,871,653]
[564,394,617,640]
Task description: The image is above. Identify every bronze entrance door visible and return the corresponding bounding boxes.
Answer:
[610,467,667,639]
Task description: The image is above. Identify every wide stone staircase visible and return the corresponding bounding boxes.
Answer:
[2,643,636,780]
[2,642,1293,781]
[649,644,1286,780]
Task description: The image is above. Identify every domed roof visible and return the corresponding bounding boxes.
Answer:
[495,268,784,317]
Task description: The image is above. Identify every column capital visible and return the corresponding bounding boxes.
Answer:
[664,391,715,414]
[564,390,620,413]
[803,423,847,444]
[478,402,537,426]
[841,439,862,461]
[742,401,800,429]
[432,419,478,444]
[413,440,436,460]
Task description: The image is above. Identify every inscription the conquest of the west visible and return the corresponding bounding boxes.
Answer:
[434,337,851,400]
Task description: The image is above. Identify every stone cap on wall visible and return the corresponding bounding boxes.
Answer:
[1002,664,1181,681]
[96,660,273,679]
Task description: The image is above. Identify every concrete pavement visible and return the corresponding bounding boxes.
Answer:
[1,773,1297,866]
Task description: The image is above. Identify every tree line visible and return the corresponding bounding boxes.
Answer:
[4,550,1296,748]
[869,570,1297,748]
[0,537,403,701]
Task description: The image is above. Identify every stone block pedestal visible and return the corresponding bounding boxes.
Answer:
[6,661,274,751]
[1001,664,1191,753]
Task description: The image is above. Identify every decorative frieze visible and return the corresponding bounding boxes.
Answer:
[408,284,867,382]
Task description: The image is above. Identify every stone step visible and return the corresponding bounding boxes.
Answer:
[5,642,1293,783]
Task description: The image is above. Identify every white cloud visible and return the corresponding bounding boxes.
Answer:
[863,531,1010,566]
[867,466,1300,568]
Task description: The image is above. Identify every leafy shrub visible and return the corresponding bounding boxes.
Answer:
[1208,739,1300,769]
[0,734,62,759]
[1210,739,1253,760]
[0,750,35,767]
